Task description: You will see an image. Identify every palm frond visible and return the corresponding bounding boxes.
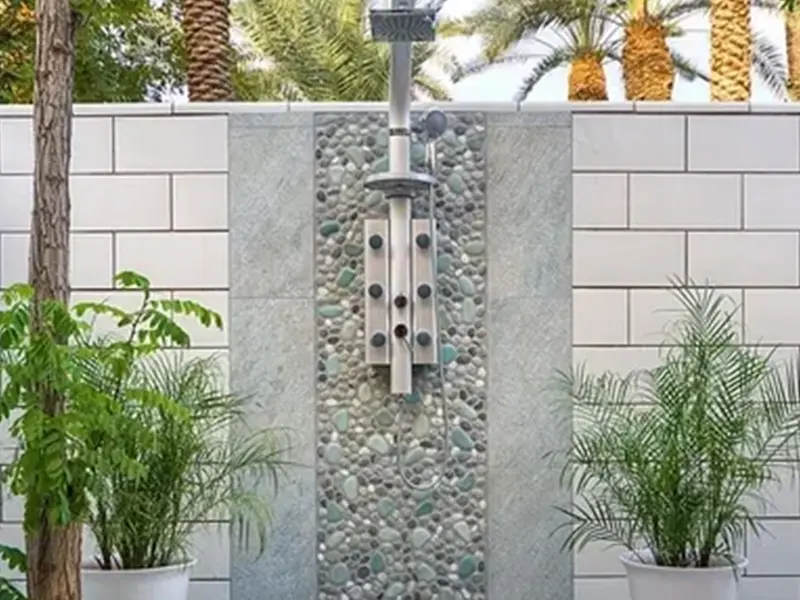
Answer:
[515,48,573,101]
[670,48,710,82]
[752,30,789,100]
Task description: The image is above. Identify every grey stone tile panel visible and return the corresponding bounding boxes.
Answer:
[229,297,317,600]
[486,114,573,600]
[229,112,314,299]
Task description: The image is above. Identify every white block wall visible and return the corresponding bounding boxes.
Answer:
[573,103,800,600]
[0,104,230,600]
[3,101,800,600]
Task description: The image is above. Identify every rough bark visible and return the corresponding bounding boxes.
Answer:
[568,53,608,101]
[622,17,675,100]
[26,1,81,599]
[786,9,800,100]
[710,0,751,101]
[183,0,233,101]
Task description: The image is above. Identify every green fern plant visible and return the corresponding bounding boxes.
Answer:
[83,351,289,570]
[554,283,800,568]
[0,270,223,578]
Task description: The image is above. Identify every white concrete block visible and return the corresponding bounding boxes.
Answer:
[0,175,32,231]
[688,232,799,286]
[573,114,685,171]
[573,346,662,375]
[574,577,629,600]
[72,175,171,231]
[173,174,228,230]
[0,117,112,174]
[572,173,628,228]
[745,174,800,229]
[688,115,800,172]
[747,520,800,575]
[629,173,741,229]
[0,233,113,288]
[745,289,800,344]
[740,577,800,600]
[573,289,627,345]
[574,231,685,286]
[189,523,230,579]
[189,581,230,600]
[575,542,626,576]
[115,116,228,173]
[115,232,228,289]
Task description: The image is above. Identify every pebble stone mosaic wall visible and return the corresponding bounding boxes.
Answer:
[314,111,488,599]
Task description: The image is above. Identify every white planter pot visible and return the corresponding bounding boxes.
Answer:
[82,559,196,600]
[621,551,746,600]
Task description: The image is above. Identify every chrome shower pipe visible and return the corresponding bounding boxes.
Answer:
[387,0,414,394]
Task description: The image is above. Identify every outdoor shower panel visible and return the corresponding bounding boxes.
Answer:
[363,0,441,395]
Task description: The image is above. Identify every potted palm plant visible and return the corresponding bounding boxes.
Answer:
[555,283,800,600]
[79,348,287,600]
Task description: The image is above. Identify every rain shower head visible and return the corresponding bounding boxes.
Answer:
[368,7,437,42]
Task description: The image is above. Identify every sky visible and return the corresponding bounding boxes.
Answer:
[432,0,789,103]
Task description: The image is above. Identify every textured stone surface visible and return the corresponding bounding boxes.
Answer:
[229,297,317,600]
[486,114,573,600]
[229,112,314,299]
[314,111,488,599]
[229,112,317,600]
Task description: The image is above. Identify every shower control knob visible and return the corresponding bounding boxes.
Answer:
[394,294,408,309]
[417,331,433,347]
[369,234,383,250]
[368,283,383,299]
[415,233,431,250]
[370,332,387,348]
[417,283,432,299]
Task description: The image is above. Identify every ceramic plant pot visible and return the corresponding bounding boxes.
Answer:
[621,551,746,600]
[82,559,196,600]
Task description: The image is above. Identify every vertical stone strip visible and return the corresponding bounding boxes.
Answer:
[313,111,489,598]
[486,111,573,600]
[229,112,317,600]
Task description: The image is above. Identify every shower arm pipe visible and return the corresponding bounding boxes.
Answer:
[387,0,414,394]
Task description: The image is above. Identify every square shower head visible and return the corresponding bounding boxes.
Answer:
[368,8,437,42]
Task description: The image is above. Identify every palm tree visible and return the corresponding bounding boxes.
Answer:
[700,0,788,100]
[441,0,704,101]
[453,6,619,101]
[709,0,750,99]
[183,0,233,101]
[609,0,706,100]
[232,0,453,101]
[787,12,800,99]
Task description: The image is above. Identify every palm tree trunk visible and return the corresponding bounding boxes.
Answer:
[27,0,81,596]
[710,0,751,101]
[183,0,233,101]
[786,9,800,100]
[622,17,675,100]
[568,53,608,100]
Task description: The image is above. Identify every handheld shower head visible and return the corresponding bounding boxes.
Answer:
[423,109,448,140]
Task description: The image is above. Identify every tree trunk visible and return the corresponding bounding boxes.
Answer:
[710,0,751,101]
[26,1,81,599]
[786,9,800,100]
[183,0,233,101]
[622,17,675,100]
[568,53,608,101]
